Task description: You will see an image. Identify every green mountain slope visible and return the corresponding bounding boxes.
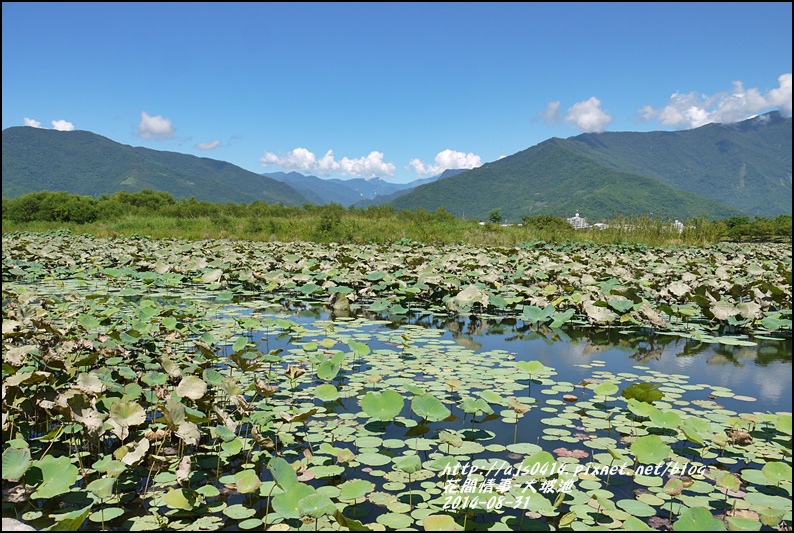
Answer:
[563,112,792,216]
[2,127,308,205]
[390,138,748,222]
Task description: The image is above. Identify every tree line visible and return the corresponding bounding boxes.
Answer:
[2,189,791,243]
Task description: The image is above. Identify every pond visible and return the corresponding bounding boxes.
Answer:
[2,233,791,531]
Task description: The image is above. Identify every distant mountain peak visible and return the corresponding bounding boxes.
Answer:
[2,126,310,205]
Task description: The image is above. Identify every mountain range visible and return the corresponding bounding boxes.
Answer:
[263,169,466,207]
[1,127,307,205]
[2,111,790,221]
[390,111,791,221]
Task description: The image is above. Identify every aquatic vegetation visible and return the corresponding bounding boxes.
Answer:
[1,232,791,530]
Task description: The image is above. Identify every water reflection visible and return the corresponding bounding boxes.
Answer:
[273,298,792,412]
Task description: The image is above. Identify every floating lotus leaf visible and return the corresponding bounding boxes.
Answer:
[592,381,619,397]
[361,390,404,421]
[623,516,656,530]
[223,503,256,520]
[357,452,392,467]
[311,465,345,478]
[238,518,264,529]
[775,414,792,435]
[88,507,125,523]
[761,461,792,484]
[521,450,556,476]
[29,455,78,499]
[313,384,339,402]
[377,513,413,529]
[339,479,374,501]
[423,514,463,531]
[630,435,672,464]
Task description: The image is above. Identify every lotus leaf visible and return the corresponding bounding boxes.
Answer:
[272,483,316,519]
[298,493,336,518]
[393,455,422,475]
[86,477,116,500]
[317,359,341,381]
[162,487,198,511]
[314,384,340,402]
[411,394,451,422]
[361,390,404,421]
[649,407,681,429]
[622,382,664,404]
[423,514,462,531]
[761,461,792,484]
[339,479,374,501]
[673,506,725,531]
[592,381,619,397]
[268,456,299,490]
[2,445,31,482]
[30,455,79,499]
[623,516,656,530]
[630,435,672,464]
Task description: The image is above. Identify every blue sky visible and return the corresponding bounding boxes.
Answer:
[3,2,791,184]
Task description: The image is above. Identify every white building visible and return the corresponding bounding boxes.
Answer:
[566,212,589,229]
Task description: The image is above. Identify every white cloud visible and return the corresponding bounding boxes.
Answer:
[138,111,174,139]
[260,147,396,178]
[24,117,42,128]
[339,151,396,179]
[197,140,221,150]
[51,119,75,131]
[766,73,792,117]
[539,100,561,123]
[564,97,612,132]
[316,150,340,174]
[409,149,482,177]
[641,73,792,128]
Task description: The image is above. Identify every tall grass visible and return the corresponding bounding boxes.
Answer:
[2,212,730,247]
